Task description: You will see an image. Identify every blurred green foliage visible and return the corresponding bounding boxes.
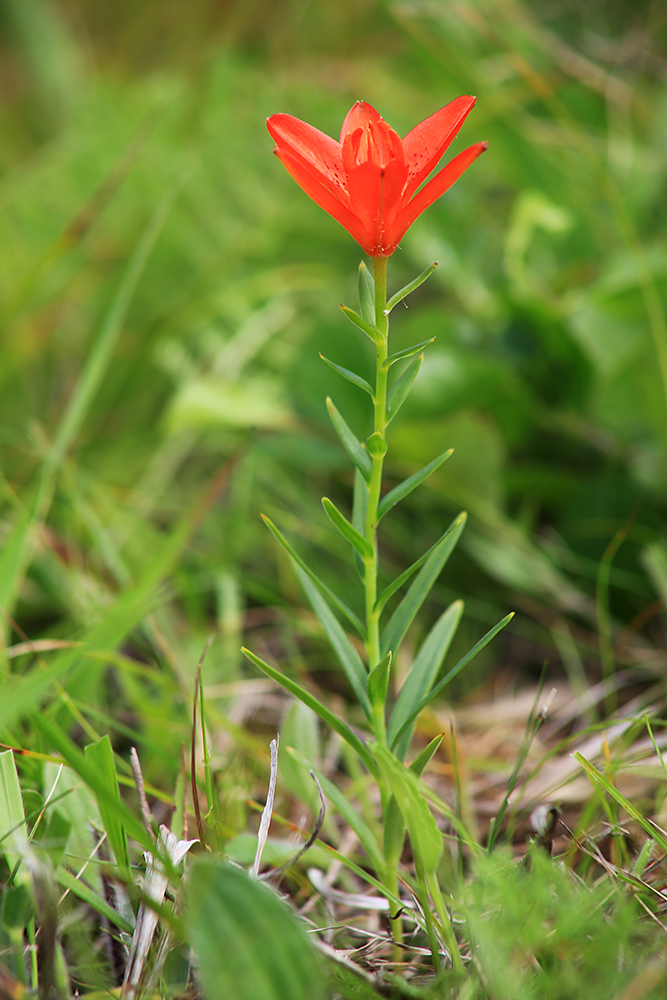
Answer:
[1,0,667,702]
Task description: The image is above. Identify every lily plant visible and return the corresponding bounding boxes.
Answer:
[242,97,513,974]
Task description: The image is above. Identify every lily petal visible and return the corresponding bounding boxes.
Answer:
[274,146,373,251]
[339,101,384,144]
[267,114,348,201]
[392,141,489,241]
[402,96,477,200]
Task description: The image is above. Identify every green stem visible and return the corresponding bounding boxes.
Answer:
[365,256,389,743]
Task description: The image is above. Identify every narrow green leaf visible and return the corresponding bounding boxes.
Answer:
[351,469,368,581]
[340,305,383,345]
[241,647,377,777]
[31,715,155,857]
[574,753,667,854]
[382,734,445,870]
[0,512,191,731]
[367,652,392,710]
[319,354,375,398]
[55,867,134,934]
[390,613,515,750]
[374,521,465,618]
[358,261,375,325]
[385,261,439,313]
[409,735,444,777]
[382,338,436,370]
[296,569,371,718]
[186,858,326,1000]
[287,751,384,874]
[386,353,422,422]
[370,743,443,874]
[380,513,466,659]
[377,449,453,521]
[84,736,130,879]
[0,750,29,882]
[261,515,366,639]
[388,601,464,758]
[326,397,372,483]
[322,497,373,561]
[0,187,177,638]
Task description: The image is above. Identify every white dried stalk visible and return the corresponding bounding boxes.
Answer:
[121,825,197,999]
[251,736,279,879]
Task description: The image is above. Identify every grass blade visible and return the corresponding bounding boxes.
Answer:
[574,753,667,854]
[0,750,28,881]
[377,449,453,521]
[380,513,466,659]
[84,735,130,880]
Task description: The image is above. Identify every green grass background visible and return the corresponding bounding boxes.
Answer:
[2,0,666,696]
[2,1,667,997]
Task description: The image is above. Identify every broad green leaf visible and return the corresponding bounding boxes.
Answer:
[385,262,439,313]
[241,646,377,777]
[186,858,326,1000]
[388,600,463,758]
[322,497,373,561]
[261,514,366,638]
[0,750,29,882]
[288,751,384,874]
[358,260,375,325]
[326,397,372,483]
[382,795,405,869]
[319,353,375,398]
[390,613,515,750]
[380,513,466,659]
[370,743,443,875]
[84,735,130,880]
[377,449,453,521]
[386,353,423,423]
[340,304,383,345]
[367,652,392,710]
[381,338,436,370]
[296,569,371,718]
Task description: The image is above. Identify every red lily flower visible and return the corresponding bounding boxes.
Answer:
[267,97,487,257]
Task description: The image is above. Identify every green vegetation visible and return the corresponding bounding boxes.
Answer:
[1,0,667,997]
